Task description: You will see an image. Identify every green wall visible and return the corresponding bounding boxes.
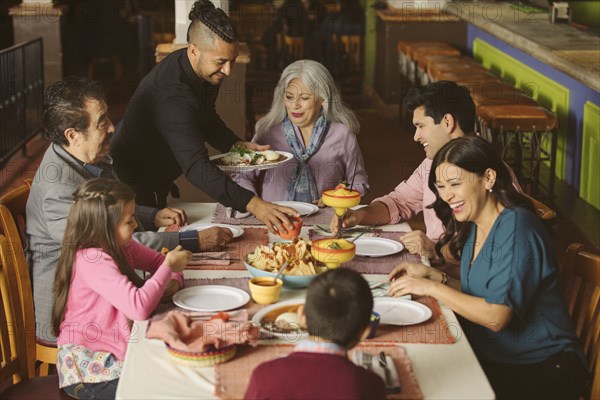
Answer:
[581,101,600,209]
[473,39,569,181]
[570,1,600,30]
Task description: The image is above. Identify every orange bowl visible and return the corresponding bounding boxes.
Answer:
[310,238,356,268]
[277,216,303,240]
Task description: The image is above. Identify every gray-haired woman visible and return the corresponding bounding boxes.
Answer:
[234,60,369,203]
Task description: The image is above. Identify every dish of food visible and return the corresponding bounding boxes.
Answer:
[353,237,404,257]
[373,298,432,326]
[178,223,244,238]
[172,286,250,312]
[244,238,327,288]
[210,146,293,172]
[245,238,326,276]
[252,299,308,339]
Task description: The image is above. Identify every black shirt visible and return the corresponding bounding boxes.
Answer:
[111,48,254,211]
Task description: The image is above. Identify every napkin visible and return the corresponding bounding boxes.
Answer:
[370,282,411,299]
[352,351,401,394]
[146,310,260,353]
[188,252,231,266]
[226,207,251,219]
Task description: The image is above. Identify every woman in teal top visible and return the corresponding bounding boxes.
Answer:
[387,136,588,399]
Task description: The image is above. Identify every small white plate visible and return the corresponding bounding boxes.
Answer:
[354,237,404,257]
[251,299,308,340]
[210,151,293,172]
[179,223,244,238]
[272,201,319,217]
[173,285,250,312]
[374,298,432,326]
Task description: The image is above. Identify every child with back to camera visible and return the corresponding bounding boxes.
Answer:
[52,178,191,400]
[244,269,385,400]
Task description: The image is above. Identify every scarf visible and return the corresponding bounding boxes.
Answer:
[283,112,328,202]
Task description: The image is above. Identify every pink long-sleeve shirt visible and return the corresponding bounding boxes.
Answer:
[57,240,183,360]
[233,122,369,201]
[373,158,443,241]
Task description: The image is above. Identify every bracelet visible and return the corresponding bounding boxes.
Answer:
[440,272,448,285]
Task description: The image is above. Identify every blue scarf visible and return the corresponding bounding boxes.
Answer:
[283,112,328,202]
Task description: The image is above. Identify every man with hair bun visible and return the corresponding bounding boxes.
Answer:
[111,0,297,234]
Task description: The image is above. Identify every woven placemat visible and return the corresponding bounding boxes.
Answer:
[211,203,336,226]
[368,296,456,345]
[185,227,268,270]
[308,230,421,275]
[215,344,423,399]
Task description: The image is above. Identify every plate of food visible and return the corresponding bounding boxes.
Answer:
[373,298,432,326]
[210,146,293,172]
[173,285,250,312]
[272,201,319,217]
[178,223,244,238]
[252,299,308,339]
[354,237,404,257]
[244,238,328,288]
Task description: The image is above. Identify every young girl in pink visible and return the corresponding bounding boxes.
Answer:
[52,178,191,399]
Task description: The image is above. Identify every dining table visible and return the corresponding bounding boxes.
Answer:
[115,202,495,399]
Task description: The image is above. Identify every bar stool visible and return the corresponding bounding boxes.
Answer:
[428,64,490,83]
[404,42,460,84]
[411,46,461,85]
[431,69,501,84]
[398,41,448,81]
[477,104,558,196]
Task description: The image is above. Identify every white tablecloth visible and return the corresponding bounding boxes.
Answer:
[116,203,494,399]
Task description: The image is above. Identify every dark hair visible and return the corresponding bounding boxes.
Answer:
[187,0,238,44]
[405,80,476,134]
[304,269,373,348]
[52,178,143,336]
[428,136,534,260]
[43,76,105,146]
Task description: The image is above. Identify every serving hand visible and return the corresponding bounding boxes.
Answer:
[155,207,187,227]
[233,141,271,152]
[246,196,299,234]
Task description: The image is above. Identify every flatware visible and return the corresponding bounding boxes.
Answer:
[272,261,289,285]
[349,222,379,243]
[369,281,388,290]
[378,351,402,393]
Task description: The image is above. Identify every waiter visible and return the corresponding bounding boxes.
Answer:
[111,0,296,233]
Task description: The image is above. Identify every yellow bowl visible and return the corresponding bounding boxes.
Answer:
[310,238,356,269]
[321,189,361,216]
[248,277,283,304]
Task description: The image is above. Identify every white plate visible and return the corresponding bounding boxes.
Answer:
[354,237,404,257]
[210,151,293,172]
[373,298,432,326]
[272,201,319,217]
[173,285,250,312]
[179,223,244,238]
[251,299,308,340]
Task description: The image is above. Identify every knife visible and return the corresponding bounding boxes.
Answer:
[378,352,401,394]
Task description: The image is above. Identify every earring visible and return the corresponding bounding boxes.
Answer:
[488,188,493,192]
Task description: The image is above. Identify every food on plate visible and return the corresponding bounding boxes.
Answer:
[246,238,327,276]
[260,304,306,334]
[214,145,285,167]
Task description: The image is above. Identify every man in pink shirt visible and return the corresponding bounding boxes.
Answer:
[333,81,476,264]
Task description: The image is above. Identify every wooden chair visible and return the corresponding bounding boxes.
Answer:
[523,193,556,220]
[0,182,58,376]
[561,243,600,399]
[0,234,69,399]
[339,35,361,72]
[284,35,304,62]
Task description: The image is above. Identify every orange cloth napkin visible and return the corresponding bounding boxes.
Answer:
[146,310,260,353]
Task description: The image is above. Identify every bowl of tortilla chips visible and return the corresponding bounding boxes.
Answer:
[244,238,327,288]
